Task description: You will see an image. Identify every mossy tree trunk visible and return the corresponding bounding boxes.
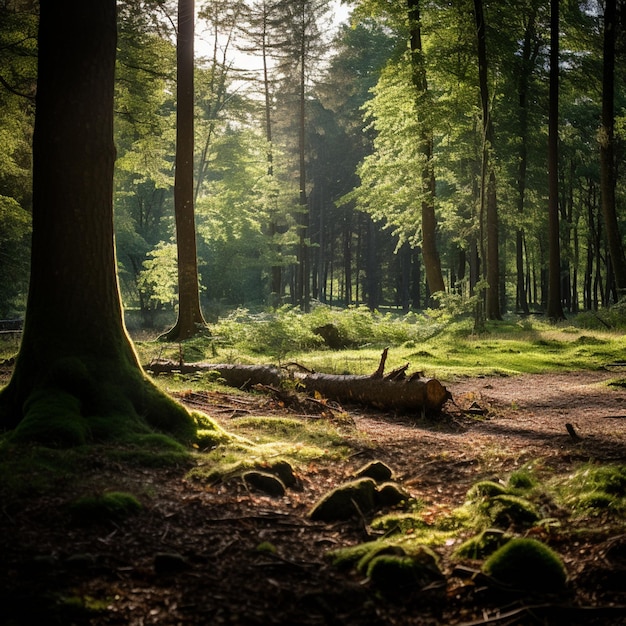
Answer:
[0,0,195,444]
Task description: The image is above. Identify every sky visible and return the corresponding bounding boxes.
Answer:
[195,1,353,72]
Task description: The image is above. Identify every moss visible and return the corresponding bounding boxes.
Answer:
[482,538,567,593]
[467,480,508,500]
[11,388,87,447]
[308,477,377,521]
[572,491,617,513]
[328,542,380,570]
[366,546,443,592]
[370,512,429,535]
[243,470,286,497]
[376,482,411,507]
[571,465,626,497]
[455,529,511,560]
[486,494,540,529]
[68,491,142,525]
[507,470,536,491]
[254,459,297,487]
[353,460,393,483]
[356,544,406,572]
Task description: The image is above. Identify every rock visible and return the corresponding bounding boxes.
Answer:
[375,482,410,507]
[254,460,297,488]
[353,460,393,483]
[308,478,377,522]
[154,552,190,575]
[366,546,443,592]
[482,538,567,593]
[243,470,286,497]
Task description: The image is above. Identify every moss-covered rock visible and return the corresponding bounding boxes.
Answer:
[455,528,511,560]
[68,491,142,525]
[482,538,567,593]
[376,482,410,507]
[255,459,297,488]
[366,546,443,592]
[353,460,393,483]
[507,470,536,491]
[308,477,377,521]
[243,470,286,497]
[467,480,508,500]
[486,494,540,528]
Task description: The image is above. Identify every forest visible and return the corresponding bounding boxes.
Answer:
[1,0,626,625]
[1,0,625,324]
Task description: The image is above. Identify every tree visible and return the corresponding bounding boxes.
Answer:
[273,0,331,311]
[599,0,626,298]
[0,0,195,443]
[407,0,445,302]
[547,0,565,321]
[163,0,208,340]
[472,0,501,320]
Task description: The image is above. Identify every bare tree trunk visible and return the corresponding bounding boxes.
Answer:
[407,0,445,303]
[164,0,208,340]
[599,0,626,298]
[473,0,501,320]
[547,0,565,321]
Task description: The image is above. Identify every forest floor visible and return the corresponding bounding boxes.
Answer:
[2,368,626,625]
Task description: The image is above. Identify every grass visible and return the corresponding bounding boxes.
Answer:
[129,310,626,381]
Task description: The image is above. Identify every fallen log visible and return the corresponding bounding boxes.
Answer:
[146,348,451,414]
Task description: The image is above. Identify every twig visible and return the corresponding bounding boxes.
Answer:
[565,422,581,441]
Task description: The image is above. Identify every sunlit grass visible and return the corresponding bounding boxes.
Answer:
[132,312,625,380]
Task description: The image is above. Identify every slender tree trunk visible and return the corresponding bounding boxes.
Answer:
[547,0,565,321]
[165,0,208,339]
[407,0,445,302]
[515,9,538,314]
[599,0,626,298]
[0,0,194,442]
[473,0,501,320]
[343,209,353,306]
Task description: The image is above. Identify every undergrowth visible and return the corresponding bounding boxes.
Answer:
[131,305,626,379]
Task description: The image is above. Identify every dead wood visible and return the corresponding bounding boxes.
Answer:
[147,350,451,414]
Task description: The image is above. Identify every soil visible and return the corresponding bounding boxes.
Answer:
[1,369,626,625]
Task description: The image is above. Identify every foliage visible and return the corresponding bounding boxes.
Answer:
[555,464,626,516]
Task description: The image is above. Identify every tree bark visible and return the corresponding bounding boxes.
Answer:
[547,0,565,321]
[164,0,208,340]
[0,0,195,442]
[473,0,501,320]
[407,0,445,302]
[599,0,626,298]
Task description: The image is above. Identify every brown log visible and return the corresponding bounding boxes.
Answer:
[297,372,450,413]
[146,352,451,414]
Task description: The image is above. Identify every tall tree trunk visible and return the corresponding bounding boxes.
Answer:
[407,0,445,303]
[515,8,539,314]
[165,0,208,340]
[547,0,565,321]
[599,0,626,298]
[473,0,501,320]
[0,0,194,442]
[295,2,310,311]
